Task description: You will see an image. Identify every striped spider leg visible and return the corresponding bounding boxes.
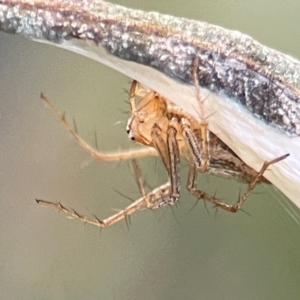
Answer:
[127,80,289,212]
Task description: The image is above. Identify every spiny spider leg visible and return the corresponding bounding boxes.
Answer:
[166,117,181,203]
[187,154,289,212]
[36,160,171,228]
[151,118,181,205]
[221,153,290,212]
[180,118,202,169]
[41,93,158,162]
[151,123,170,173]
[192,57,210,172]
[186,165,223,205]
[129,80,157,120]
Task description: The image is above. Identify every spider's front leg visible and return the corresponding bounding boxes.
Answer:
[41,93,158,162]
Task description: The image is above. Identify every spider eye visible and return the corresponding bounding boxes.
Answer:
[128,131,135,141]
[126,118,132,134]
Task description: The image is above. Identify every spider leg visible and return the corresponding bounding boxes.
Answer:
[36,159,171,228]
[220,153,289,212]
[181,118,202,169]
[192,56,210,172]
[180,115,211,173]
[150,119,181,205]
[41,93,158,162]
[186,154,289,213]
[129,80,138,112]
[151,123,170,173]
[186,164,224,206]
[166,117,181,203]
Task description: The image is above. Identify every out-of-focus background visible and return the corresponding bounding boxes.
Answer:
[0,0,300,299]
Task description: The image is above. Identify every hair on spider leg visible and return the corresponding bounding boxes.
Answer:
[198,190,224,217]
[213,188,219,200]
[112,188,135,203]
[117,106,130,115]
[131,159,153,200]
[122,86,130,96]
[189,191,217,215]
[203,111,218,121]
[203,199,210,215]
[189,198,201,212]
[154,203,181,226]
[168,204,181,225]
[91,217,103,236]
[112,160,150,203]
[232,186,253,217]
[213,205,220,220]
[190,197,211,215]
[155,207,169,224]
[36,199,65,214]
[70,208,81,219]
[239,208,253,217]
[92,214,105,228]
[94,131,99,151]
[189,91,213,120]
[124,213,130,231]
[211,189,232,209]
[72,117,78,135]
[132,157,161,192]
[203,192,221,215]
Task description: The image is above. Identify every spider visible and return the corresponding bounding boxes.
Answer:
[36,80,288,228]
[125,80,288,210]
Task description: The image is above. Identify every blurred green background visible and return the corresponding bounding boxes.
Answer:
[0,0,300,299]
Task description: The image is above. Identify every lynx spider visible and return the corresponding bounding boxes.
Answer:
[36,60,288,227]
